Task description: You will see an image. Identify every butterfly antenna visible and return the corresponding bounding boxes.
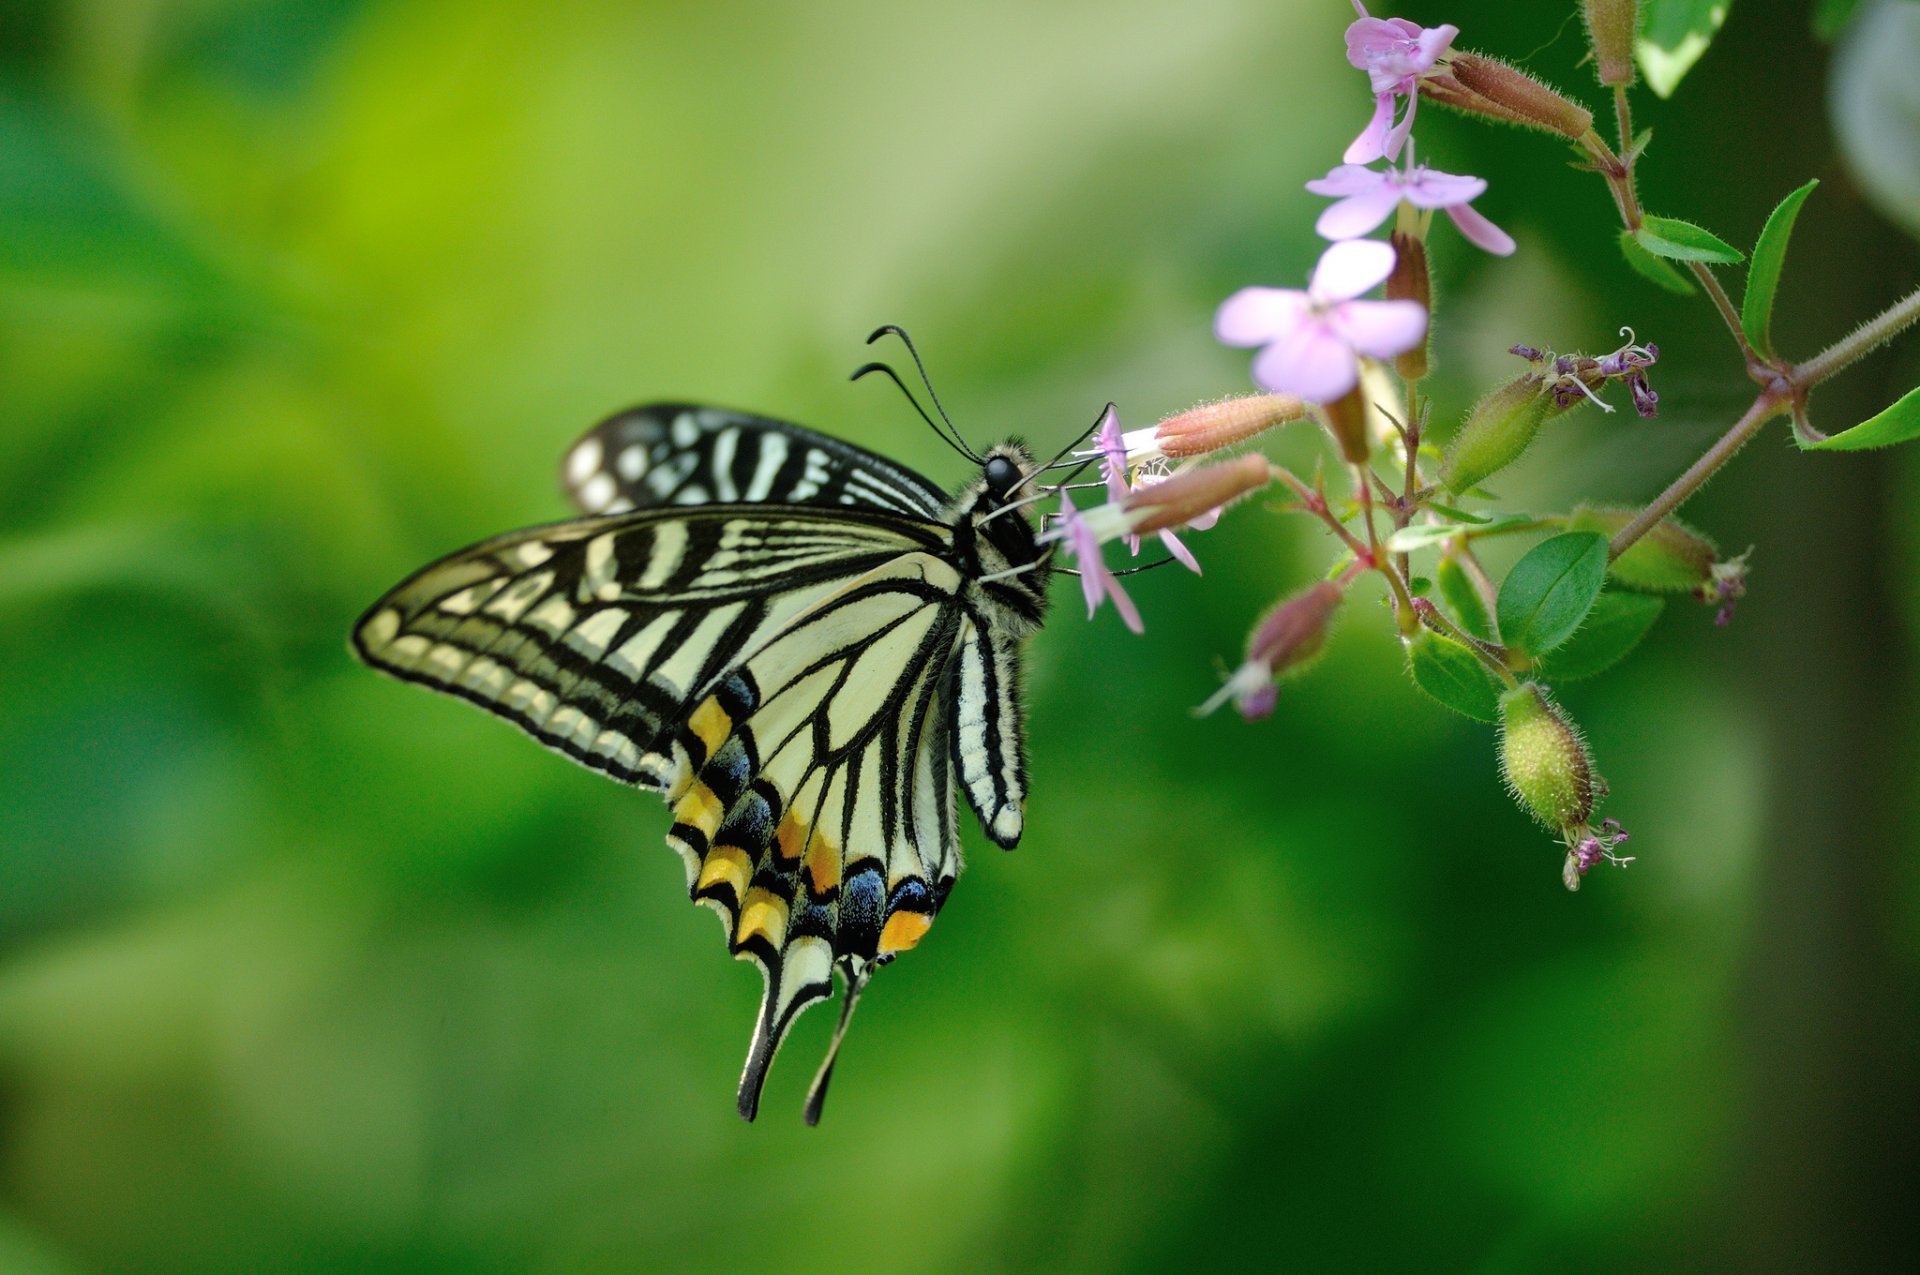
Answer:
[867,324,983,462]
[849,361,975,462]
[803,965,873,1126]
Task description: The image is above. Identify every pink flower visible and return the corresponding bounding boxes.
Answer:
[1215,240,1428,403]
[1052,487,1143,632]
[1097,407,1202,572]
[1343,6,1459,163]
[1306,162,1516,255]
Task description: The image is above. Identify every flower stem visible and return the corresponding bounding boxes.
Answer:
[1793,286,1920,387]
[1415,598,1519,689]
[1689,261,1752,357]
[1607,391,1788,559]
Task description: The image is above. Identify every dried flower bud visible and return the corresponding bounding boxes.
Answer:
[1582,0,1638,87]
[1499,682,1596,835]
[1321,385,1371,464]
[1441,372,1555,494]
[1387,231,1432,381]
[1569,506,1717,592]
[1199,580,1343,720]
[1446,52,1595,141]
[1122,454,1270,534]
[1153,394,1306,458]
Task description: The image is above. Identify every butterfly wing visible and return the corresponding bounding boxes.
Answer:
[351,506,946,791]
[562,403,949,519]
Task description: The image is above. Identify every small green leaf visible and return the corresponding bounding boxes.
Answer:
[1637,0,1731,98]
[1804,383,1920,451]
[1635,215,1745,265]
[1741,179,1818,355]
[1408,575,1432,596]
[1386,512,1533,553]
[1535,592,1666,681]
[1619,229,1697,294]
[1437,556,1493,641]
[1407,631,1501,723]
[1423,502,1493,524]
[1814,0,1865,40]
[1496,532,1610,656]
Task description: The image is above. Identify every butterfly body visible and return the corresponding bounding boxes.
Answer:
[353,404,1051,1119]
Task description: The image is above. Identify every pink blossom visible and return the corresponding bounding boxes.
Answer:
[1343,6,1459,163]
[1097,407,1202,572]
[1215,240,1428,403]
[1306,162,1516,255]
[1052,487,1143,632]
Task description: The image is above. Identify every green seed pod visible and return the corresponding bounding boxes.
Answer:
[1569,505,1717,592]
[1498,683,1595,833]
[1442,373,1552,495]
[1582,0,1638,87]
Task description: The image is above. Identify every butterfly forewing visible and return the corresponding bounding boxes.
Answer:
[563,403,949,519]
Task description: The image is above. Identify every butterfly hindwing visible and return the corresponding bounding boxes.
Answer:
[562,403,950,519]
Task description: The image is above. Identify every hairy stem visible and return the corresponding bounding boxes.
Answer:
[1794,286,1920,387]
[1608,392,1788,559]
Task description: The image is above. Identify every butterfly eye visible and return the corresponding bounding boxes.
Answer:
[984,455,1020,496]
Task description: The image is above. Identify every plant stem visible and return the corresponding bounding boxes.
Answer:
[1416,599,1519,689]
[1794,286,1920,387]
[1607,392,1788,559]
[1689,261,1752,357]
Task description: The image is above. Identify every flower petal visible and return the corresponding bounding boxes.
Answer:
[1309,238,1397,302]
[1158,529,1201,574]
[1413,23,1459,68]
[1215,287,1305,347]
[1305,163,1387,197]
[1096,405,1130,503]
[1444,202,1516,255]
[1315,186,1403,240]
[1343,93,1395,164]
[1330,298,1428,359]
[1250,318,1360,402]
[1383,85,1417,161]
[1401,168,1487,209]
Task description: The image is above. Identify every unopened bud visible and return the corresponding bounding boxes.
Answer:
[1199,580,1343,720]
[1123,453,1269,534]
[1498,683,1595,834]
[1569,506,1717,592]
[1582,0,1638,87]
[1153,394,1306,458]
[1321,385,1371,464]
[1387,231,1431,381]
[1447,52,1595,141]
[1441,373,1554,495]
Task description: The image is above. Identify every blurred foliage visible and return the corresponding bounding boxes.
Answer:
[1,2,1915,1272]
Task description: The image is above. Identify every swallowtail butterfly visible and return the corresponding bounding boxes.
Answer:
[352,389,1056,1122]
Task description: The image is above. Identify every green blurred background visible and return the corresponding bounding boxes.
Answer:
[3,0,1915,1270]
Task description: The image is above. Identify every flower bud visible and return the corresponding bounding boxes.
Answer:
[1387,231,1431,381]
[1498,683,1595,834]
[1446,52,1595,141]
[1582,0,1638,87]
[1122,454,1270,534]
[1441,372,1554,495]
[1568,506,1717,592]
[1199,581,1343,720]
[1321,385,1371,464]
[1153,394,1306,459]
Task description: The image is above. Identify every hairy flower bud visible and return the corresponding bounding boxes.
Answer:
[1122,454,1270,534]
[1441,372,1554,494]
[1446,52,1595,141]
[1153,394,1306,458]
[1498,683,1595,834]
[1387,231,1432,380]
[1582,0,1638,87]
[1199,580,1343,719]
[1321,385,1371,464]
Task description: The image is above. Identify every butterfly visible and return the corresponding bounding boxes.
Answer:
[351,349,1072,1122]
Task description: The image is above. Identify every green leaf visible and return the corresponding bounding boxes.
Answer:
[1385,512,1533,553]
[1741,179,1818,355]
[1437,556,1493,641]
[1423,502,1493,524]
[1619,229,1697,295]
[1535,592,1666,681]
[1814,0,1865,39]
[1804,383,1920,451]
[1496,532,1610,657]
[1634,216,1745,265]
[1406,631,1501,723]
[1637,0,1731,98]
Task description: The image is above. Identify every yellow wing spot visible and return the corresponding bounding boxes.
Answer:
[804,831,841,896]
[696,845,752,899]
[878,911,932,955]
[774,810,810,865]
[736,887,790,951]
[688,697,731,757]
[673,782,724,838]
